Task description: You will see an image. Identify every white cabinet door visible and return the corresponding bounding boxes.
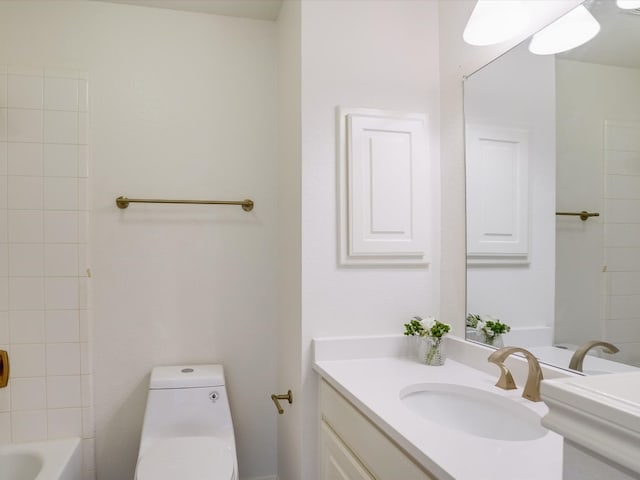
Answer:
[337,107,431,266]
[320,421,375,480]
[320,379,437,480]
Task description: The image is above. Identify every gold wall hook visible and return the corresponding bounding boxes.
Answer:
[271,390,293,414]
[0,350,9,388]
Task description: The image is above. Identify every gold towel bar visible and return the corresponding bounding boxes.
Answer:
[116,196,254,212]
[556,211,599,221]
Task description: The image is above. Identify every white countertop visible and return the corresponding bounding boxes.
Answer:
[314,345,564,480]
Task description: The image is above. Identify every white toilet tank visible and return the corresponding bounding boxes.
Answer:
[136,365,238,480]
[139,365,234,442]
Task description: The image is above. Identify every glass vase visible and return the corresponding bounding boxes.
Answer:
[483,333,504,348]
[412,335,422,358]
[418,336,446,366]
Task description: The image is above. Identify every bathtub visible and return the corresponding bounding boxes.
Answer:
[0,438,82,480]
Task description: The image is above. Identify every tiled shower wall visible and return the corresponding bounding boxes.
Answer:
[604,120,640,367]
[0,66,93,478]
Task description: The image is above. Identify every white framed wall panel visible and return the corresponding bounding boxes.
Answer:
[466,124,530,264]
[337,107,429,266]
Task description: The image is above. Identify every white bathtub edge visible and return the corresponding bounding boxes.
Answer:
[0,437,82,480]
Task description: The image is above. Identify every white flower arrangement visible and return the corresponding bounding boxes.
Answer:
[403,315,451,339]
[404,315,450,366]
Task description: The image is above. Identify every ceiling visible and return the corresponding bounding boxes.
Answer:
[94,0,283,21]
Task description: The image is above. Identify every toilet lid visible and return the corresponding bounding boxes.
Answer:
[137,437,234,480]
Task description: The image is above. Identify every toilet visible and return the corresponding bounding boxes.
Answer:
[135,364,238,480]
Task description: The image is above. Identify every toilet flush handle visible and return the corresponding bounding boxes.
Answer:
[271,390,293,414]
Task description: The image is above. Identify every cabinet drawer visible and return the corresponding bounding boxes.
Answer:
[320,379,435,480]
[320,421,376,480]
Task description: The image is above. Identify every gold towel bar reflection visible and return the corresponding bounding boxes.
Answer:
[556,211,600,221]
[116,196,254,212]
[271,390,293,415]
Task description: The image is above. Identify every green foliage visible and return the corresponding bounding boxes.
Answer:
[403,317,425,336]
[466,313,481,328]
[483,319,510,336]
[427,320,451,339]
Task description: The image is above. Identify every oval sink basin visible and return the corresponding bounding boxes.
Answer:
[400,383,548,441]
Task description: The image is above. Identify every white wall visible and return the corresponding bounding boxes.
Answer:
[556,59,640,364]
[296,1,441,479]
[464,43,556,335]
[0,2,279,480]
[301,0,441,334]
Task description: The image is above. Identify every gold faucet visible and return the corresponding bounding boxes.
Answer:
[488,347,543,402]
[568,340,619,372]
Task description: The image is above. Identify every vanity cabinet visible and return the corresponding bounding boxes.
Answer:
[320,422,375,480]
[541,372,640,480]
[319,379,436,480]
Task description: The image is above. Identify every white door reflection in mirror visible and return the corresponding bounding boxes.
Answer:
[466,124,529,264]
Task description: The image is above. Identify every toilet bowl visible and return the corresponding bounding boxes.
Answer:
[135,364,238,480]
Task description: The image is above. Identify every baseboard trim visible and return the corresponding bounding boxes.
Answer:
[242,476,278,480]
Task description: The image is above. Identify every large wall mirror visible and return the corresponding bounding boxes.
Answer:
[464,0,640,375]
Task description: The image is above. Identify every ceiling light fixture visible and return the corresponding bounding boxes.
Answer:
[463,0,529,46]
[528,5,600,55]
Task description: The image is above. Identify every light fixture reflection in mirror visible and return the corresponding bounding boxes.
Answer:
[617,0,640,9]
[528,5,600,55]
